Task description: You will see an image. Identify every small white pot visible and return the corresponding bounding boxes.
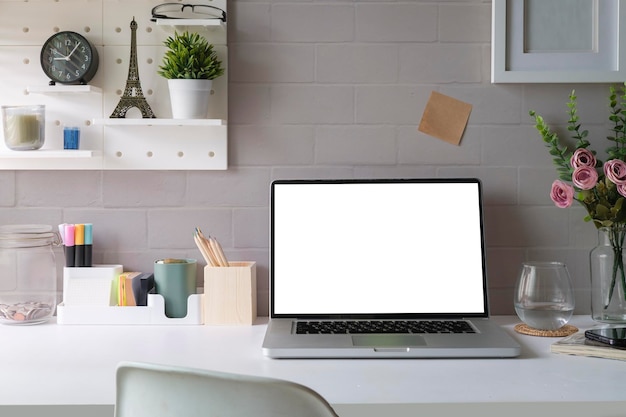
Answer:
[167,79,213,119]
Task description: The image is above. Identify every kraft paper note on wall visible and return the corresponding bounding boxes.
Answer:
[418,91,472,146]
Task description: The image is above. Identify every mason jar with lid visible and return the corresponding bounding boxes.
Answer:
[0,225,59,324]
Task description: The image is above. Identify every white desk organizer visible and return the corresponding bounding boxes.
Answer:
[56,294,203,325]
[57,265,203,325]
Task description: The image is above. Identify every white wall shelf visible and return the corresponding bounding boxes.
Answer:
[154,18,226,28]
[93,118,226,126]
[153,12,227,44]
[27,85,103,94]
[0,150,95,158]
[0,151,102,170]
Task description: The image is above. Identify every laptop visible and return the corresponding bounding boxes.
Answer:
[262,178,521,359]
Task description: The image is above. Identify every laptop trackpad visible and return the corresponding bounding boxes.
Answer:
[352,335,426,347]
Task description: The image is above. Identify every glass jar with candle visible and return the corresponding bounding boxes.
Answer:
[0,225,59,324]
[1,105,45,151]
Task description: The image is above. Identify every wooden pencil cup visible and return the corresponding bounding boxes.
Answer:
[203,262,256,325]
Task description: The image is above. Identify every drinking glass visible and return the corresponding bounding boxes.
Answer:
[514,261,575,330]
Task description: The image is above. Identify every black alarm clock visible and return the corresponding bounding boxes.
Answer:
[40,31,99,85]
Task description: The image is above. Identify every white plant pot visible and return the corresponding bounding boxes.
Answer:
[167,79,213,119]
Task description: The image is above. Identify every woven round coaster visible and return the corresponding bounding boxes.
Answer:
[514,323,578,337]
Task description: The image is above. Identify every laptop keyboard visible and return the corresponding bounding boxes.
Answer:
[295,320,475,335]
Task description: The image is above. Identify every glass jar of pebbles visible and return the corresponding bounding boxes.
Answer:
[0,225,59,324]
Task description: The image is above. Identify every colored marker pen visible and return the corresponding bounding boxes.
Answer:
[64,224,75,267]
[84,223,93,267]
[74,224,85,267]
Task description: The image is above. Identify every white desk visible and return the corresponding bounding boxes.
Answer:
[1,316,625,417]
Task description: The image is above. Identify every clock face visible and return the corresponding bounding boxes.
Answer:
[40,31,99,85]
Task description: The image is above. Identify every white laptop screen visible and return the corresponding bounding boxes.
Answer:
[271,179,489,318]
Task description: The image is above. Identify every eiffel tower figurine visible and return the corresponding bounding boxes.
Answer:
[110,18,156,118]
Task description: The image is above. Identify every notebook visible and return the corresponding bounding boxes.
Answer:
[262,178,521,359]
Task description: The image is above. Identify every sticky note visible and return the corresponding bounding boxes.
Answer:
[418,91,472,146]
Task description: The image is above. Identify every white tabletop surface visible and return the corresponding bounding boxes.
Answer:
[1,316,625,416]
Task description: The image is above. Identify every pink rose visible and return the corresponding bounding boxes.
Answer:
[570,148,596,168]
[550,180,574,208]
[604,159,626,185]
[618,184,626,198]
[572,166,598,190]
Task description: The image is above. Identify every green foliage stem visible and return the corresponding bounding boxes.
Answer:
[528,109,572,182]
[566,91,592,151]
[529,90,601,182]
[607,84,626,160]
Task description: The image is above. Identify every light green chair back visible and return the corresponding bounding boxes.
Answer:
[115,361,339,417]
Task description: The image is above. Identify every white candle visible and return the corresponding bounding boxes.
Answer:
[2,106,45,150]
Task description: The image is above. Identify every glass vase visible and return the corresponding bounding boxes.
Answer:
[590,225,626,323]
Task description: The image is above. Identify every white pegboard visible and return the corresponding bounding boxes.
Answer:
[0,0,228,170]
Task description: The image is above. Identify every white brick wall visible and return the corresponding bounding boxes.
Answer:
[0,0,611,316]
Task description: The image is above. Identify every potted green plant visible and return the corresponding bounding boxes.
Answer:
[158,31,224,119]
